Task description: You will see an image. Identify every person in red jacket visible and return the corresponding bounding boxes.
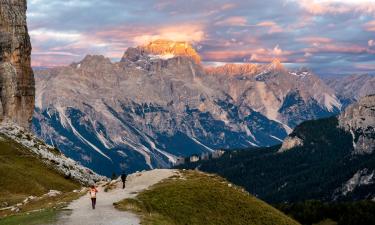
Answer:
[89,185,98,209]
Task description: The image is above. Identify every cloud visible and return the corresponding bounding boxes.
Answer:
[132,24,206,44]
[27,0,375,75]
[292,0,375,15]
[256,21,283,33]
[364,20,375,31]
[297,36,332,45]
[215,17,248,26]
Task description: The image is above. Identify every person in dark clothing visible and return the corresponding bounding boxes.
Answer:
[121,173,127,189]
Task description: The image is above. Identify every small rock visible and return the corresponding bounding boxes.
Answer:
[44,190,62,197]
[10,206,20,212]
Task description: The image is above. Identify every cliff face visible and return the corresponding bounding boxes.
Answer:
[0,0,35,128]
[339,95,375,154]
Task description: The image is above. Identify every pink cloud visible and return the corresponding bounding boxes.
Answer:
[364,20,375,32]
[215,16,248,26]
[304,43,372,54]
[293,0,375,15]
[297,36,332,45]
[256,21,283,33]
[355,64,375,70]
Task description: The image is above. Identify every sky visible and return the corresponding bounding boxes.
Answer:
[28,0,375,76]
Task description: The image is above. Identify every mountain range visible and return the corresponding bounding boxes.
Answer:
[32,40,343,176]
[324,74,375,107]
[178,95,375,203]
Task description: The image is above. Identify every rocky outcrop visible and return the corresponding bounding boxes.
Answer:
[0,0,35,128]
[278,136,303,152]
[0,122,107,184]
[339,95,375,154]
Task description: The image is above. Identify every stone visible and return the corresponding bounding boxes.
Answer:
[0,0,35,129]
[44,190,62,197]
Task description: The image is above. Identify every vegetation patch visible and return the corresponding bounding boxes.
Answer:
[0,135,82,218]
[115,170,300,225]
[0,209,58,225]
[276,200,375,225]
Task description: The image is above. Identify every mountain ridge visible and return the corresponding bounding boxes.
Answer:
[33,40,342,175]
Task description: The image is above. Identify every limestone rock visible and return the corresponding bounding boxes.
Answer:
[0,0,35,128]
[278,136,303,153]
[339,95,375,154]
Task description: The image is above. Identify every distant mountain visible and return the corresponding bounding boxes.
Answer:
[205,61,342,128]
[324,74,375,107]
[178,95,375,203]
[33,40,342,176]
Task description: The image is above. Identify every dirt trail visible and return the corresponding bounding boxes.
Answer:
[53,169,177,225]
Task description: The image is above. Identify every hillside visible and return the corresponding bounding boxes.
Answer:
[0,122,106,221]
[177,96,375,203]
[115,170,300,225]
[0,134,79,207]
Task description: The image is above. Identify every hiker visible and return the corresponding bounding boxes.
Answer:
[89,185,98,209]
[121,172,127,189]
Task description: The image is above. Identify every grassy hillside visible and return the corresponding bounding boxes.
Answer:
[0,134,80,208]
[115,170,300,225]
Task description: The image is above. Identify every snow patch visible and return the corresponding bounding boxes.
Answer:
[270,135,284,142]
[191,137,215,152]
[57,107,112,161]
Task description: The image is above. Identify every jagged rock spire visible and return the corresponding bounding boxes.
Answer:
[0,0,35,128]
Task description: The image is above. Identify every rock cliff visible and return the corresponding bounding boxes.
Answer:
[0,0,35,128]
[339,95,375,154]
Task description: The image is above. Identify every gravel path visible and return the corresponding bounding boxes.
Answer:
[53,169,177,225]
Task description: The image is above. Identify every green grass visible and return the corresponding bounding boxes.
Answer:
[0,209,58,225]
[115,171,300,225]
[0,134,81,216]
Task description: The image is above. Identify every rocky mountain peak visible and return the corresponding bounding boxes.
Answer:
[267,58,285,71]
[205,63,260,76]
[0,0,35,129]
[72,55,112,69]
[130,39,201,64]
